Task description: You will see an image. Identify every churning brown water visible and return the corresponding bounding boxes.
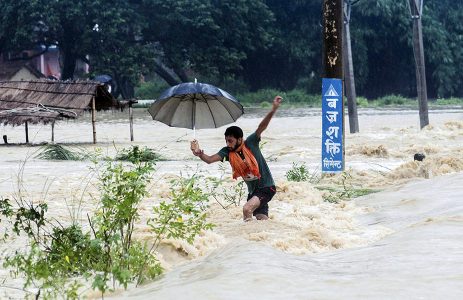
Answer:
[1,107,462,299]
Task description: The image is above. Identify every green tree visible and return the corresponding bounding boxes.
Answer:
[141,0,274,84]
[241,0,323,91]
[87,0,157,98]
[422,0,463,98]
[35,0,101,80]
[0,0,43,56]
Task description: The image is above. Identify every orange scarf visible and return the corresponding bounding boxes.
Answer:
[229,143,260,180]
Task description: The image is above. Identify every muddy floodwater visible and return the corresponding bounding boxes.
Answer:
[1,107,462,299]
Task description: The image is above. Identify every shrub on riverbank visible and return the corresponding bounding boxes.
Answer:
[134,81,463,108]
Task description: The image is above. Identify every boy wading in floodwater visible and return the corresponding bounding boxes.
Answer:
[191,96,282,221]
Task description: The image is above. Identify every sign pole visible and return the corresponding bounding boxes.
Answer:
[322,0,344,173]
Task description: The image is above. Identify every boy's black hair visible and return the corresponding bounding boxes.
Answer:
[224,126,243,139]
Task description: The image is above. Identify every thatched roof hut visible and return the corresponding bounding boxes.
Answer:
[0,60,44,81]
[0,80,118,143]
[0,80,117,126]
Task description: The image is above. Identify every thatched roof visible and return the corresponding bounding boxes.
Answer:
[0,80,117,125]
[0,60,44,81]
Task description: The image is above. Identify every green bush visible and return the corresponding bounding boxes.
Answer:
[434,97,463,105]
[286,89,320,105]
[1,157,214,297]
[374,94,410,106]
[295,76,321,94]
[148,174,214,245]
[237,88,284,104]
[238,88,320,107]
[286,162,319,183]
[355,96,369,107]
[135,80,170,100]
[115,145,163,162]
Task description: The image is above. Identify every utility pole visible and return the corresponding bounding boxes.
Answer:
[322,0,345,173]
[408,0,429,129]
[323,0,343,78]
[343,0,359,133]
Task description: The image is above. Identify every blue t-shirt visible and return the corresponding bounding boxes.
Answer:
[217,132,275,194]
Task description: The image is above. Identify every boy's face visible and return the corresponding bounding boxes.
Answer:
[225,135,243,151]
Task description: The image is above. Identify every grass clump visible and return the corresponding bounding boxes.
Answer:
[35,144,89,161]
[115,145,163,162]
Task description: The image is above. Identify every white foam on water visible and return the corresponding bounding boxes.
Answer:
[1,109,462,299]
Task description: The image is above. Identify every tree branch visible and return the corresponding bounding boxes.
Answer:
[153,59,181,86]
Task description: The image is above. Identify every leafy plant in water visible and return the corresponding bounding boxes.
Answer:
[1,197,85,299]
[205,163,246,209]
[1,150,215,297]
[90,157,162,291]
[114,145,163,162]
[320,171,379,203]
[286,162,320,183]
[145,173,214,283]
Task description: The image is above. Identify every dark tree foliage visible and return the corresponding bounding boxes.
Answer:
[1,0,462,98]
[0,0,44,55]
[241,0,323,92]
[141,0,274,81]
[350,0,463,98]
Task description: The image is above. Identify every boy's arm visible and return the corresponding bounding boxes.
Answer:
[194,150,222,164]
[190,140,222,164]
[256,96,282,138]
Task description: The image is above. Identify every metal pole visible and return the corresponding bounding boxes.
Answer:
[92,96,97,144]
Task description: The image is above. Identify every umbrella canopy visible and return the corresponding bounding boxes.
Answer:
[148,82,243,129]
[94,74,112,83]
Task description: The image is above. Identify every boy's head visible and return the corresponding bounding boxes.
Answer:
[224,126,243,151]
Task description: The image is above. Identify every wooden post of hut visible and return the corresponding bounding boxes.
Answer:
[25,121,29,143]
[91,96,97,144]
[129,99,138,142]
[51,121,55,143]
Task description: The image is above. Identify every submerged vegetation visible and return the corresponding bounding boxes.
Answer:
[285,164,379,203]
[317,172,380,204]
[36,144,164,164]
[205,163,246,209]
[114,145,164,162]
[35,144,90,161]
[0,151,213,298]
[286,162,320,183]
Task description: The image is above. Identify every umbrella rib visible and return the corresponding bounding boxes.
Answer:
[217,97,238,121]
[202,94,217,128]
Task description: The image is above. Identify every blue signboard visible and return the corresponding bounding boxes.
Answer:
[321,78,344,173]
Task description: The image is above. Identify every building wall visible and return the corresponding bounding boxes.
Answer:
[10,68,40,81]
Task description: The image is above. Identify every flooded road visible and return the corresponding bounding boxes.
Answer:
[1,107,462,299]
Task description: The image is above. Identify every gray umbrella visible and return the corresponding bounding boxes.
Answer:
[148,82,243,132]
